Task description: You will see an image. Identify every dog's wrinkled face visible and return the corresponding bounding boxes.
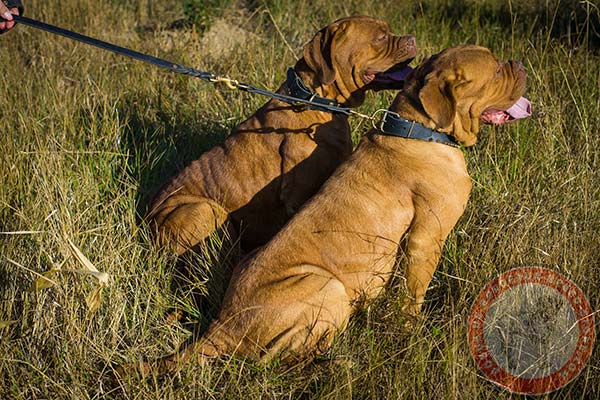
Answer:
[407,45,529,146]
[303,15,417,107]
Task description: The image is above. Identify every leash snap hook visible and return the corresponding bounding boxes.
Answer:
[211,76,240,90]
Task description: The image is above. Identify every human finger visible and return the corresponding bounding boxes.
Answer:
[5,6,18,29]
[0,5,18,32]
[0,2,12,21]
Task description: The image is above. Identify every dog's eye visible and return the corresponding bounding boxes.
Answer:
[374,33,388,43]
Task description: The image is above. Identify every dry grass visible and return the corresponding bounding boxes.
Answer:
[1,0,599,398]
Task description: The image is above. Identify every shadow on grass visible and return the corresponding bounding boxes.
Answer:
[116,92,236,222]
[170,229,243,336]
[112,89,243,336]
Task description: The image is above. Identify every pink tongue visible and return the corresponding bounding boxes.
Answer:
[506,97,532,119]
[481,97,532,125]
[373,66,414,84]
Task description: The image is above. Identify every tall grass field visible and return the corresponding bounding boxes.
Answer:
[1,0,599,398]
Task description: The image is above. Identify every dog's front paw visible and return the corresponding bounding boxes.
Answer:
[401,298,424,330]
[401,313,420,330]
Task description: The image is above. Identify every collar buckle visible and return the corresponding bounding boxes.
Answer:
[371,109,400,132]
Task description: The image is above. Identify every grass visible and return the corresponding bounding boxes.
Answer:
[1,0,599,398]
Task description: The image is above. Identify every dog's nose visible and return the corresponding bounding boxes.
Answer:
[405,36,417,49]
[401,35,417,57]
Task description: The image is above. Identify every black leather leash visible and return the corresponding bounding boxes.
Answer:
[11,14,353,116]
[11,14,461,147]
[12,15,214,81]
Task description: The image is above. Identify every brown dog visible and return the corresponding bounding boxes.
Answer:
[146,16,417,254]
[122,45,530,376]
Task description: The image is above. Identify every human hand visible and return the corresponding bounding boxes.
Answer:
[0,1,20,33]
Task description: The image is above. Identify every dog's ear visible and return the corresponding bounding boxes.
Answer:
[418,73,456,129]
[419,72,479,146]
[303,23,341,86]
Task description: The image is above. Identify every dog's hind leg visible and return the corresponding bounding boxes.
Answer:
[149,195,232,255]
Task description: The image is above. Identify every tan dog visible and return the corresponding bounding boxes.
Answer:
[122,45,530,376]
[147,16,417,254]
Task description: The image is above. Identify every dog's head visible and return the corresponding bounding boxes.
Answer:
[303,16,417,107]
[401,45,530,146]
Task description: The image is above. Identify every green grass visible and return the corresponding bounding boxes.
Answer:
[1,0,599,398]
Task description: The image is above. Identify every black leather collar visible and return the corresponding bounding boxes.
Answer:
[378,111,459,148]
[285,68,340,111]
